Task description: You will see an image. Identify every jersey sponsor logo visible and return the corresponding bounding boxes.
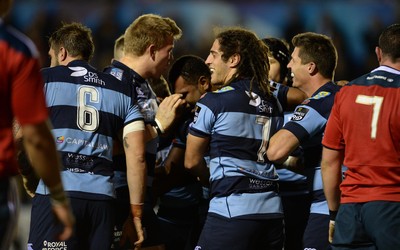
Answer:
[69,66,105,85]
[56,136,109,150]
[42,240,68,250]
[247,91,273,114]
[291,107,309,121]
[69,66,87,77]
[109,67,123,81]
[193,105,201,124]
[367,74,394,82]
[66,153,94,169]
[214,86,234,93]
[259,100,273,114]
[249,178,275,190]
[310,91,331,100]
[248,92,261,106]
[84,72,105,86]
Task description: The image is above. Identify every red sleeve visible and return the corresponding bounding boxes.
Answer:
[11,51,48,125]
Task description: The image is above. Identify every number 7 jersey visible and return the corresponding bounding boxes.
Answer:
[322,65,400,203]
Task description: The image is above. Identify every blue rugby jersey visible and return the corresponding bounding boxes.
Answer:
[283,82,341,214]
[189,79,284,219]
[104,60,159,190]
[271,83,309,196]
[36,60,143,200]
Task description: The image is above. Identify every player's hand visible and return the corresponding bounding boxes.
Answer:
[335,80,349,86]
[52,203,75,241]
[155,94,187,132]
[329,220,335,243]
[133,216,144,248]
[120,216,138,248]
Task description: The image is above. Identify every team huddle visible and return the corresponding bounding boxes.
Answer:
[1,1,400,249]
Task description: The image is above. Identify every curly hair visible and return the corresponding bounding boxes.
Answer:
[214,27,271,97]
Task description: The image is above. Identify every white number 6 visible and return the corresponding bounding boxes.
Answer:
[77,86,99,131]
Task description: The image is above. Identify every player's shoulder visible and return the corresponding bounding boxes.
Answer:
[0,23,39,58]
[349,67,400,88]
[304,83,339,104]
[213,86,235,93]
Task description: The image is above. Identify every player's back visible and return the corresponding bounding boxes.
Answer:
[334,66,400,202]
[339,66,400,166]
[39,60,142,199]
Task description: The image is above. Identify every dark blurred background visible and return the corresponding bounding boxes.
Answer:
[5,0,400,83]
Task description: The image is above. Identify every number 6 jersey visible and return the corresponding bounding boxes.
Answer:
[39,60,143,200]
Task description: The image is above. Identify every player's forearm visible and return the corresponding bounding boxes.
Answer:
[124,131,147,205]
[321,147,343,211]
[126,157,146,203]
[267,130,299,164]
[22,120,63,189]
[286,87,308,110]
[185,157,210,187]
[322,170,341,212]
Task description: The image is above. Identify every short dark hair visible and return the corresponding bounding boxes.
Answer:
[292,32,337,80]
[168,55,210,93]
[49,22,94,62]
[379,23,400,62]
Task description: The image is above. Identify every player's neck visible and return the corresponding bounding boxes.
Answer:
[120,55,150,79]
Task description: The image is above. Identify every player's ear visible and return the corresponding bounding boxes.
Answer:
[230,53,241,68]
[149,44,157,60]
[58,47,67,62]
[375,46,382,63]
[198,76,210,92]
[308,62,317,75]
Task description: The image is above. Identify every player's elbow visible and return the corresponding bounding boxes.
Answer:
[267,146,287,164]
[184,156,199,171]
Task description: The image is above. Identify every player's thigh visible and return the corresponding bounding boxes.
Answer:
[87,199,116,250]
[332,204,375,250]
[28,194,81,250]
[303,213,331,250]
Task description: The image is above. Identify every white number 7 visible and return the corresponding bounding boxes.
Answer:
[256,116,271,163]
[355,95,383,139]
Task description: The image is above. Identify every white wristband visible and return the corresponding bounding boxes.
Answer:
[154,118,165,134]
